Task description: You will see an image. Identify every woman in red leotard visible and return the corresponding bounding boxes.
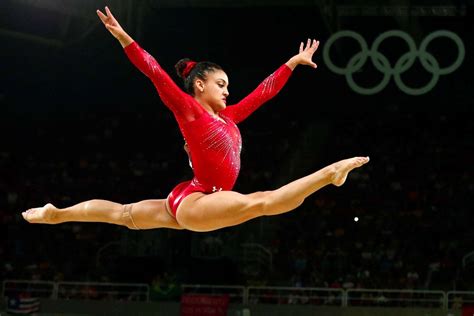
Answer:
[22,7,369,232]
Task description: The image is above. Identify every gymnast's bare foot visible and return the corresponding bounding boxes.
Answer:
[22,203,58,224]
[331,156,369,187]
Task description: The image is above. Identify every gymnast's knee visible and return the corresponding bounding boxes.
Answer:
[252,190,301,216]
[244,191,272,216]
[121,204,141,230]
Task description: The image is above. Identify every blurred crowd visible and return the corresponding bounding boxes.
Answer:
[1,106,472,300]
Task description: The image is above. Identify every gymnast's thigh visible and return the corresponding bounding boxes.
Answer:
[175,190,267,231]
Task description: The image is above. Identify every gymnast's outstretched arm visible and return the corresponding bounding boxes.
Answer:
[222,39,319,124]
[96,7,133,48]
[97,6,202,122]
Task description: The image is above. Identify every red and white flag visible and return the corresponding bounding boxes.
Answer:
[6,296,41,314]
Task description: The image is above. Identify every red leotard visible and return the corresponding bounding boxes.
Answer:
[124,41,292,217]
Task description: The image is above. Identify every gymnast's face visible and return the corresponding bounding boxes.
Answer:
[199,70,229,112]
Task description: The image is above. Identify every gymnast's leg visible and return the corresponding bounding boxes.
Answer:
[176,156,369,232]
[22,199,184,230]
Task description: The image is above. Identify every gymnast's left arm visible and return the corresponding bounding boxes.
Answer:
[222,38,320,124]
[285,38,319,70]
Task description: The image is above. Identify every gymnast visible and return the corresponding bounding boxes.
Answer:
[22,6,369,232]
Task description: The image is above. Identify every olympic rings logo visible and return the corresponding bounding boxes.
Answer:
[323,30,465,95]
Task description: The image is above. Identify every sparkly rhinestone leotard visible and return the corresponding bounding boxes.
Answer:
[124,41,292,217]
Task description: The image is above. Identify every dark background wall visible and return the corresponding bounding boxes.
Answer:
[1,0,473,292]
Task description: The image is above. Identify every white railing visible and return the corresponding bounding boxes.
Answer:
[56,281,149,301]
[2,280,56,298]
[346,288,446,308]
[2,280,149,301]
[3,279,474,308]
[247,286,344,306]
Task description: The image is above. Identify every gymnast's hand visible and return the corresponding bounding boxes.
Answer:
[285,38,320,70]
[97,6,133,47]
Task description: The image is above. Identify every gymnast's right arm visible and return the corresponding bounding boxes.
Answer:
[96,6,197,120]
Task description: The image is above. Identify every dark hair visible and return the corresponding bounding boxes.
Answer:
[175,58,223,96]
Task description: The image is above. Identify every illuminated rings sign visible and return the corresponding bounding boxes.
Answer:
[322,30,465,95]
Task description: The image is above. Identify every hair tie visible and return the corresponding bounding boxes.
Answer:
[182,61,197,78]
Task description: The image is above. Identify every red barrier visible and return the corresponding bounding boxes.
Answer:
[462,305,474,316]
[180,294,230,316]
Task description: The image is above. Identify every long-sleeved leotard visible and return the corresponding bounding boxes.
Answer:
[124,41,292,217]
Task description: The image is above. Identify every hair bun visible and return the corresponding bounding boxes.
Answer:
[175,58,197,79]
